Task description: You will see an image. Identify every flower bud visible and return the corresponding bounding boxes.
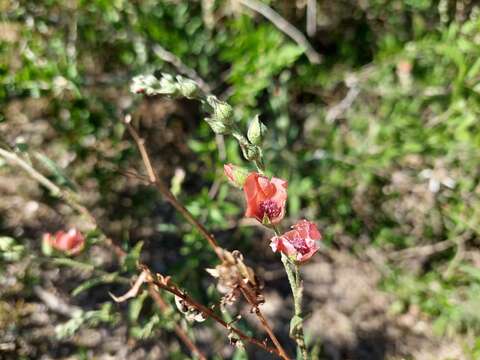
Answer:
[158,74,178,95]
[247,115,267,145]
[42,228,85,256]
[130,74,178,96]
[241,144,261,162]
[206,96,233,125]
[224,164,249,188]
[205,116,231,135]
[176,75,199,99]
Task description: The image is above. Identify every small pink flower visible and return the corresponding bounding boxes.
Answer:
[43,228,85,255]
[270,220,321,263]
[243,172,287,224]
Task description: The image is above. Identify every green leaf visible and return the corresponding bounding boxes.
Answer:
[72,272,120,297]
[247,114,267,145]
[0,236,25,262]
[289,315,303,337]
[122,241,144,272]
[131,314,162,339]
[128,290,148,323]
[52,257,95,271]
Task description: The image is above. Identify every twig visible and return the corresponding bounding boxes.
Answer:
[148,285,207,360]
[124,118,223,258]
[325,75,360,123]
[306,0,317,37]
[34,286,82,316]
[124,119,289,358]
[239,0,322,64]
[0,148,62,198]
[147,271,288,359]
[444,231,471,278]
[238,283,289,359]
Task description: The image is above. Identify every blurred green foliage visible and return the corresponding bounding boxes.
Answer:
[1,0,480,358]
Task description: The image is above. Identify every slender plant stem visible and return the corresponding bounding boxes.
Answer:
[293,262,308,359]
[148,285,207,360]
[124,120,223,258]
[280,254,308,359]
[124,119,289,358]
[150,276,287,358]
[238,0,322,64]
[272,223,308,359]
[238,283,290,359]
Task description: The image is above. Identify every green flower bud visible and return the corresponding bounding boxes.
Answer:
[130,74,159,94]
[176,76,199,99]
[158,74,178,95]
[247,115,267,145]
[241,143,261,162]
[205,116,231,135]
[206,96,233,125]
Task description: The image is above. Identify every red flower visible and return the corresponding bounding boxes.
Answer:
[243,172,287,224]
[43,228,85,255]
[270,220,321,263]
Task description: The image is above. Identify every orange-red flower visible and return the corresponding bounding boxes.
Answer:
[43,228,85,255]
[243,172,287,224]
[270,220,321,263]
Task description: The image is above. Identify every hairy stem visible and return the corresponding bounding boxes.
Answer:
[280,254,308,359]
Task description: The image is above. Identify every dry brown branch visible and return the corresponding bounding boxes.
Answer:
[146,269,289,359]
[326,76,360,123]
[123,117,223,258]
[123,118,290,359]
[239,0,321,64]
[148,285,207,360]
[238,282,287,358]
[1,120,288,359]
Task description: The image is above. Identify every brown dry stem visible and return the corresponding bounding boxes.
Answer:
[123,119,290,359]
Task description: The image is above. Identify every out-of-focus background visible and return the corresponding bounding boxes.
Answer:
[1,1,480,359]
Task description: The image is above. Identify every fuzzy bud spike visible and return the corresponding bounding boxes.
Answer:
[247,115,267,145]
[206,95,234,125]
[175,75,199,98]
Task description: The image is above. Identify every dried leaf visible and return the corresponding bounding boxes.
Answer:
[110,270,148,303]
